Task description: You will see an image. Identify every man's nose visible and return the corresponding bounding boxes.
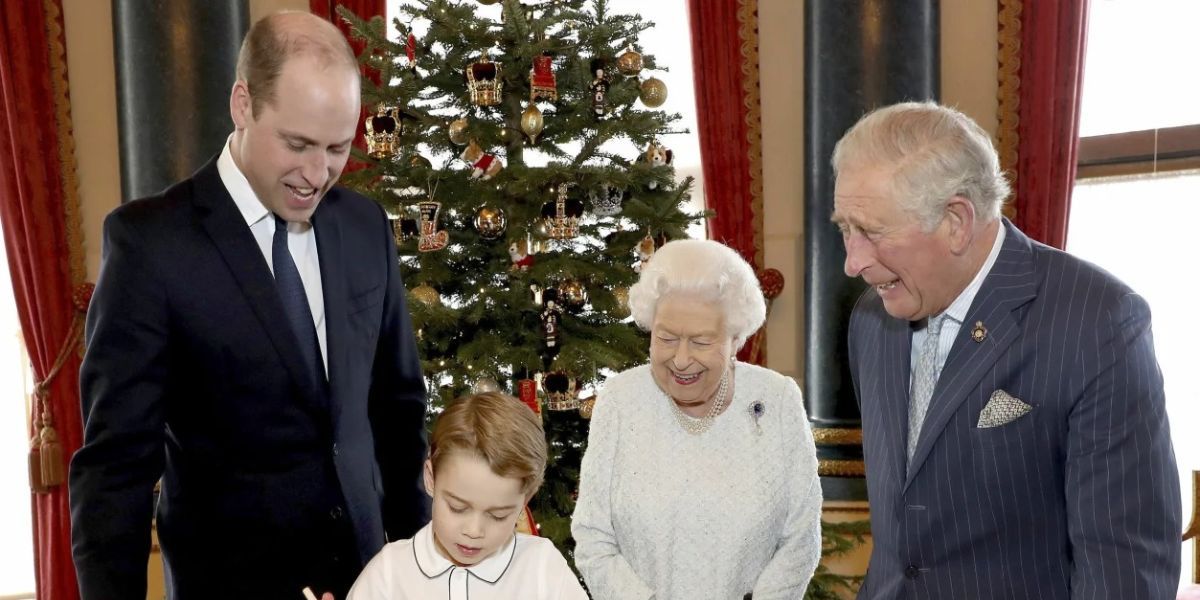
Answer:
[843,233,871,278]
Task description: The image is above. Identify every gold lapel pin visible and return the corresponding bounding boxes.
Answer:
[971,321,987,343]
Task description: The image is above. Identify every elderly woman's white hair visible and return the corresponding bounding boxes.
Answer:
[628,239,766,349]
[831,101,1010,231]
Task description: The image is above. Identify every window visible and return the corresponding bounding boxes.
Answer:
[0,230,36,596]
[1068,0,1200,587]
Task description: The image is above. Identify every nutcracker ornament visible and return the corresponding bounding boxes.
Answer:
[540,287,563,359]
[589,59,610,118]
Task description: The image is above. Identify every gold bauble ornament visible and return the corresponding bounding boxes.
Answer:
[579,396,596,419]
[410,282,441,307]
[448,118,469,146]
[611,286,630,318]
[639,77,668,108]
[533,218,553,240]
[616,46,643,77]
[408,154,432,169]
[473,206,507,240]
[520,103,544,144]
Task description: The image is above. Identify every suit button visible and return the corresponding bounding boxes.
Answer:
[332,443,339,457]
[905,565,921,579]
[330,506,345,520]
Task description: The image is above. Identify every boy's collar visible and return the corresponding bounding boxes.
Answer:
[412,523,518,584]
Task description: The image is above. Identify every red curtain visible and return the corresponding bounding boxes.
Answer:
[312,0,386,174]
[999,0,1089,249]
[687,0,772,364]
[0,1,87,598]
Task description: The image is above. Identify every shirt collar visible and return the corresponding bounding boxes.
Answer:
[941,220,1007,326]
[216,134,271,228]
[412,523,518,585]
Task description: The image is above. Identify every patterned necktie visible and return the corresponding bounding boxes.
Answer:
[272,215,325,387]
[908,314,947,463]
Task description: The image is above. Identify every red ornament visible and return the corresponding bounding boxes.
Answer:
[406,33,417,65]
[530,54,557,102]
[517,378,540,416]
[757,268,785,300]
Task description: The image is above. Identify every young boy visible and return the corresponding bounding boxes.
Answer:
[347,392,589,599]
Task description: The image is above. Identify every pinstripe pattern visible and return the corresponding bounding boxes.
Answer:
[849,220,1182,599]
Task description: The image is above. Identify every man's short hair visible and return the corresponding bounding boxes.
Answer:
[831,101,1010,230]
[430,392,548,498]
[235,11,359,118]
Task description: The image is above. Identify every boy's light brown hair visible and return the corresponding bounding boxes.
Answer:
[430,392,548,498]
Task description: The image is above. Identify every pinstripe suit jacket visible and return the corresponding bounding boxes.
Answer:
[849,220,1181,599]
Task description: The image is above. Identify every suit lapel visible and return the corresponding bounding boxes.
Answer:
[191,160,327,414]
[880,312,915,488]
[904,220,1038,489]
[312,195,347,428]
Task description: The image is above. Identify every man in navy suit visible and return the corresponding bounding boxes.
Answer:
[833,102,1181,599]
[69,11,429,599]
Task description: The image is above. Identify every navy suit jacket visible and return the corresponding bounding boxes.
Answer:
[850,220,1181,599]
[69,158,430,599]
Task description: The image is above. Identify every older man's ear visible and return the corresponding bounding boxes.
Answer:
[943,194,977,256]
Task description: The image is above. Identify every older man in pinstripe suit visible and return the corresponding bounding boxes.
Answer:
[833,102,1181,599]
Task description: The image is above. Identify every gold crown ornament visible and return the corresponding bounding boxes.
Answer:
[364,106,402,159]
[466,52,503,106]
[542,371,578,411]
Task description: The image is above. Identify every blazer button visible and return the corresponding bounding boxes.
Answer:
[330,506,345,520]
[905,565,921,579]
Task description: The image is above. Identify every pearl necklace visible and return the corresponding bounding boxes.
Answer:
[670,368,731,435]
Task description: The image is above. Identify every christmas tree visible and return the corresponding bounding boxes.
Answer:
[340,0,702,564]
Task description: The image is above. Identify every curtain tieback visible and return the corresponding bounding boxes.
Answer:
[29,283,93,494]
[743,268,785,365]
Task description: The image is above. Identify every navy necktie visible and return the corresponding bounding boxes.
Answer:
[272,215,325,388]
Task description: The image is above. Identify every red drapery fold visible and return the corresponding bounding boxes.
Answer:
[312,0,386,174]
[998,0,1089,249]
[0,1,87,598]
[687,0,770,364]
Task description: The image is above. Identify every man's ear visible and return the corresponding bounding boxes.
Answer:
[230,80,252,130]
[943,195,976,255]
[423,459,435,499]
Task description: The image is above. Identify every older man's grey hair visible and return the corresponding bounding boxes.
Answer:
[831,102,1010,230]
[628,239,766,349]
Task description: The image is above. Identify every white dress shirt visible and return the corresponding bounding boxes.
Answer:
[347,524,589,600]
[216,137,327,374]
[910,221,1006,381]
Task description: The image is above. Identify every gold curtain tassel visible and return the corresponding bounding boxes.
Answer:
[38,409,66,488]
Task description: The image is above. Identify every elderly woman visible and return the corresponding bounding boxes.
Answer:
[571,239,822,600]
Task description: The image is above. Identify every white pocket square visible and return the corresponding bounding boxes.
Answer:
[977,389,1033,428]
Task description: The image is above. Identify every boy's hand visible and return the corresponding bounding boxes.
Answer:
[301,587,336,600]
